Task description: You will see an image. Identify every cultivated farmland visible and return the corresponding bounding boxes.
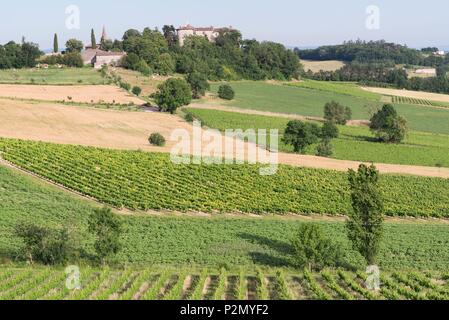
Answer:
[2,139,449,217]
[0,67,105,85]
[0,84,144,104]
[1,267,448,300]
[301,60,346,73]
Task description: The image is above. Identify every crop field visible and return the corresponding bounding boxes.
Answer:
[111,68,167,96]
[186,108,449,167]
[361,86,449,104]
[286,80,381,101]
[0,67,105,85]
[2,138,449,218]
[208,81,449,135]
[2,163,449,270]
[0,84,144,105]
[391,95,449,108]
[301,60,346,73]
[1,267,449,300]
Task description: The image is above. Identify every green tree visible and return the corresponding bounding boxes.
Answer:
[291,223,342,271]
[218,84,235,100]
[162,25,178,48]
[186,72,210,99]
[369,104,408,143]
[88,207,122,265]
[91,29,97,49]
[63,52,83,67]
[324,101,352,125]
[132,86,142,96]
[65,39,84,53]
[347,164,384,266]
[53,34,59,53]
[283,120,321,153]
[316,139,334,157]
[149,133,166,146]
[152,78,192,114]
[321,121,339,140]
[14,222,72,265]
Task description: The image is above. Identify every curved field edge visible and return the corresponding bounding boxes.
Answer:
[0,267,448,300]
[2,163,449,270]
[1,138,449,218]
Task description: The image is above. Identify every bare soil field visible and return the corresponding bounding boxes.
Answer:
[1,99,448,178]
[301,60,345,73]
[361,86,449,103]
[0,84,144,104]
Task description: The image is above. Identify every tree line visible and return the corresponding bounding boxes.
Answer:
[0,40,42,69]
[296,39,448,67]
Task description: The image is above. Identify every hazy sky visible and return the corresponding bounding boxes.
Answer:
[1,0,448,49]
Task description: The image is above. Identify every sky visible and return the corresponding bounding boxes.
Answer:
[1,0,448,50]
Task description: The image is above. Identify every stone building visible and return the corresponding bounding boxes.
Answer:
[176,24,232,46]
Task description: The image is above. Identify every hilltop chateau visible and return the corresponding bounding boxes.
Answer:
[82,27,126,69]
[176,24,233,46]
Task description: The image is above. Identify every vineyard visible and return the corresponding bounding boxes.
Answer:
[2,139,449,217]
[0,140,449,217]
[391,95,449,108]
[1,267,448,300]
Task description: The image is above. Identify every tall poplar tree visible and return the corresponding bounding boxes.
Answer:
[91,29,97,49]
[53,34,59,53]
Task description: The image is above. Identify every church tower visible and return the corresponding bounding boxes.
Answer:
[101,26,108,42]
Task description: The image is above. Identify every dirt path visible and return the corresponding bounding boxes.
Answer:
[186,103,370,126]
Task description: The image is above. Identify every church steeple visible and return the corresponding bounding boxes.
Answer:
[101,26,108,42]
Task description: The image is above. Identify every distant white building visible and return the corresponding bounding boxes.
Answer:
[434,50,446,56]
[415,68,436,75]
[176,24,233,46]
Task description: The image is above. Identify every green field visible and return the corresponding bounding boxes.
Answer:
[2,163,449,271]
[2,138,449,219]
[0,67,106,85]
[1,266,448,300]
[286,80,381,101]
[392,96,449,108]
[186,108,449,167]
[209,81,449,135]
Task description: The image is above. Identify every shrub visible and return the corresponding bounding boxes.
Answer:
[88,207,122,265]
[152,78,192,114]
[369,104,408,143]
[132,86,142,96]
[347,164,384,266]
[316,139,334,157]
[135,60,152,76]
[184,112,194,123]
[14,222,72,265]
[324,101,352,125]
[291,223,342,271]
[149,133,166,147]
[283,120,321,153]
[119,81,131,91]
[218,84,235,100]
[63,52,83,68]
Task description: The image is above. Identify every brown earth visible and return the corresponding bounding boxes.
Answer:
[1,98,449,179]
[0,84,144,104]
[361,86,449,103]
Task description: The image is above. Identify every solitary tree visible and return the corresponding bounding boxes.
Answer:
[369,104,407,143]
[91,29,97,49]
[88,207,122,265]
[152,78,192,114]
[283,120,321,153]
[346,164,384,266]
[186,72,210,99]
[324,101,352,125]
[53,33,59,53]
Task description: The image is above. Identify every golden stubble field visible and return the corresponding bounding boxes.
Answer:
[301,60,345,73]
[0,84,145,104]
